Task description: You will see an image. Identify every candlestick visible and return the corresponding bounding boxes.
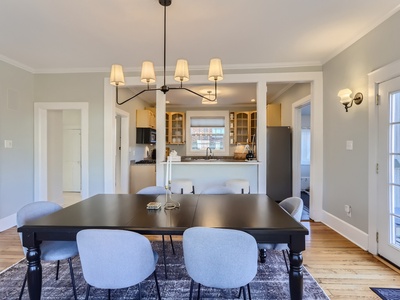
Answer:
[165,156,169,188]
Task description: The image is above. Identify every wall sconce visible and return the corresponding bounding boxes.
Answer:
[337,89,363,112]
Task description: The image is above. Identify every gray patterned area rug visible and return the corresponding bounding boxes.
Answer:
[370,287,400,299]
[0,241,329,300]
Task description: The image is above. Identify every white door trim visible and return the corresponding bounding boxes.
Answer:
[368,58,400,254]
[292,96,311,199]
[115,108,130,194]
[34,102,89,201]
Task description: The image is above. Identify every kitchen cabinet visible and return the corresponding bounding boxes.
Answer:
[136,109,156,128]
[266,104,281,126]
[232,111,257,144]
[130,164,156,193]
[166,112,185,144]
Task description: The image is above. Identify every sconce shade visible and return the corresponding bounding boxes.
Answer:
[140,61,156,83]
[208,58,223,81]
[174,59,190,82]
[338,88,352,104]
[110,64,125,86]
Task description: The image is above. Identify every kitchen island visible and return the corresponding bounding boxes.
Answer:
[161,159,260,194]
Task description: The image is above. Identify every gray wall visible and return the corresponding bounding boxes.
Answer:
[0,61,34,219]
[323,11,400,232]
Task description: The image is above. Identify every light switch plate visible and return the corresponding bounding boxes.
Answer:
[4,140,12,148]
[346,140,353,150]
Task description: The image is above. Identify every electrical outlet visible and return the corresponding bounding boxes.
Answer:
[344,205,352,217]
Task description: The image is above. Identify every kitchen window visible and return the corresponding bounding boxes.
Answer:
[186,111,230,156]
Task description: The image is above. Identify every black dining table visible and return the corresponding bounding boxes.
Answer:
[18,193,309,300]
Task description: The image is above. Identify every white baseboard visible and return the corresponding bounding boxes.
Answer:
[0,214,16,232]
[321,210,369,251]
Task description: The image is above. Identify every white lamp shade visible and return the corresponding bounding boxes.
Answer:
[141,61,156,83]
[174,59,190,82]
[110,64,125,86]
[208,58,223,81]
[338,88,352,104]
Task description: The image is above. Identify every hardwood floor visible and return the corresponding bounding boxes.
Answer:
[1,221,400,299]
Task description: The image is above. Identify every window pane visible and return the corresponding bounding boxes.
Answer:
[390,92,400,123]
[392,155,400,185]
[190,127,225,151]
[391,124,400,153]
[392,215,400,247]
[391,184,400,216]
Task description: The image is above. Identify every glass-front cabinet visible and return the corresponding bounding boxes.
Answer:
[231,111,257,144]
[166,112,185,144]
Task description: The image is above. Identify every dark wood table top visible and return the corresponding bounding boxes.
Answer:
[19,193,308,246]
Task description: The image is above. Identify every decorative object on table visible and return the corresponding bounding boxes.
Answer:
[0,241,329,300]
[164,155,180,209]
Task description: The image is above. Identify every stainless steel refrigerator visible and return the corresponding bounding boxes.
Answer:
[266,126,292,202]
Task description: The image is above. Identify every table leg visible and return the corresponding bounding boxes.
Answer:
[26,246,42,300]
[289,250,303,300]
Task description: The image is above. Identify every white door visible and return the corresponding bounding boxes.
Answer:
[377,76,400,265]
[63,129,81,192]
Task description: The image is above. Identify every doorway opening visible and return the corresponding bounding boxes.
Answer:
[292,96,311,221]
[34,102,89,203]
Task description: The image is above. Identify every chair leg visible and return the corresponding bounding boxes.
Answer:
[85,284,91,300]
[282,249,289,273]
[247,283,252,300]
[56,260,60,280]
[138,283,142,300]
[169,235,175,255]
[243,285,247,300]
[161,235,168,279]
[197,283,201,300]
[189,279,194,300]
[238,286,243,298]
[19,272,27,300]
[108,289,111,300]
[153,271,161,300]
[68,257,78,300]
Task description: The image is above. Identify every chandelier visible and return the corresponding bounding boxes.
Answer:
[109,0,224,105]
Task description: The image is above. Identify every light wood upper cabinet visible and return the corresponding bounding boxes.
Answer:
[136,110,156,128]
[232,111,257,144]
[166,112,185,144]
[266,104,281,126]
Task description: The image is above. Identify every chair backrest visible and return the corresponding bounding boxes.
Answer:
[183,227,258,289]
[201,186,236,194]
[17,201,63,253]
[77,229,156,289]
[137,186,167,194]
[279,197,304,222]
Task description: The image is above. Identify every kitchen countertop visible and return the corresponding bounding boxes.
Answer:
[161,158,260,164]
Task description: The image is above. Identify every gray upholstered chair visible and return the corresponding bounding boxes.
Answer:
[137,185,175,278]
[200,186,236,194]
[77,229,161,300]
[258,196,304,272]
[16,201,78,300]
[183,227,258,300]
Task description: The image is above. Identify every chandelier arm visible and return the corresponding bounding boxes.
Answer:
[116,87,161,105]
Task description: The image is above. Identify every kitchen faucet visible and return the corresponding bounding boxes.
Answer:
[206,147,212,160]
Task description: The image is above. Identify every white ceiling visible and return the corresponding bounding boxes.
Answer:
[1,0,399,106]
